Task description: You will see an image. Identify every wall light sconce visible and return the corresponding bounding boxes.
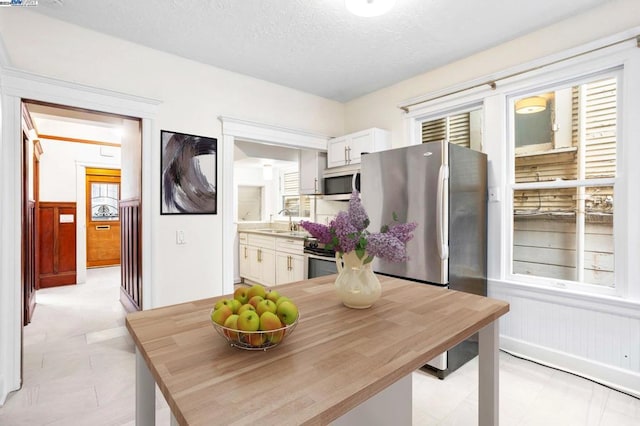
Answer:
[515,96,547,114]
[345,0,396,17]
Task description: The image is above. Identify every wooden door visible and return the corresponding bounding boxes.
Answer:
[38,202,77,287]
[86,168,121,268]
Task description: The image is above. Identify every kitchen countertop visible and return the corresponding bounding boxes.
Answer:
[126,275,509,425]
[240,228,309,239]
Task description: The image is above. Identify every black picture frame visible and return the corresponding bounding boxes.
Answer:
[161,130,217,215]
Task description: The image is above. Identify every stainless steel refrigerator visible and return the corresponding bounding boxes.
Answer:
[361,141,487,378]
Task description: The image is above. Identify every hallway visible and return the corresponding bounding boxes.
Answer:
[0,267,169,425]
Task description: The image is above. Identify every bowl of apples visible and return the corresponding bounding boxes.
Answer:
[210,284,300,351]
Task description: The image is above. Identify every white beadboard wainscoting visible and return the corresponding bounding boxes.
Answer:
[489,280,640,397]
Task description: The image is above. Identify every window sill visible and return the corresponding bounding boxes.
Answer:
[515,146,577,158]
[489,278,640,317]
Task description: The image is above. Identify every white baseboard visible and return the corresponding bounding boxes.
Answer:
[501,336,640,398]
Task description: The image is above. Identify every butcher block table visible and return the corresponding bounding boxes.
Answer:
[126,275,509,426]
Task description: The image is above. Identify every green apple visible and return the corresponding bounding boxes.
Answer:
[211,305,233,326]
[233,287,250,304]
[247,284,267,300]
[265,290,280,303]
[248,295,264,309]
[236,310,260,332]
[256,299,277,316]
[276,301,298,325]
[275,296,291,308]
[228,298,242,314]
[260,311,284,344]
[223,314,239,340]
[237,303,256,315]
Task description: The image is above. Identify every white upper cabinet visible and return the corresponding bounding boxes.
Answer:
[299,150,326,195]
[326,128,391,168]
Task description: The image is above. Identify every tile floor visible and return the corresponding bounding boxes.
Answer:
[0,266,638,425]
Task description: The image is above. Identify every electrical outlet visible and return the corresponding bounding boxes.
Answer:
[176,230,186,245]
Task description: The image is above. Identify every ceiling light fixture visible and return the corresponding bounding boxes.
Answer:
[345,0,396,17]
[515,96,547,114]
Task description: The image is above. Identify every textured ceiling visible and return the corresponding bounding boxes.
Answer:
[33,0,612,102]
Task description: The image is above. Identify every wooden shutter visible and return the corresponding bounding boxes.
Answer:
[421,113,470,148]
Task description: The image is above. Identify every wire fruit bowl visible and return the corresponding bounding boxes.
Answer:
[210,311,300,351]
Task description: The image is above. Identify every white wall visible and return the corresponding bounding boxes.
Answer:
[345,0,640,143]
[343,0,640,395]
[38,139,121,201]
[0,10,345,308]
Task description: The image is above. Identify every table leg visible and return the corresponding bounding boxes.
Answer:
[478,320,499,426]
[136,348,156,426]
[332,374,412,425]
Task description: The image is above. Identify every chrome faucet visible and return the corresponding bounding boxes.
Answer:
[278,208,293,231]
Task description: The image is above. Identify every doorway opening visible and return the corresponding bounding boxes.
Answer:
[21,100,143,324]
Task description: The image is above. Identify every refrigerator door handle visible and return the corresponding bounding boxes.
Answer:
[436,164,449,260]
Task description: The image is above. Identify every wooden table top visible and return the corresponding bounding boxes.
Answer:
[126,275,509,426]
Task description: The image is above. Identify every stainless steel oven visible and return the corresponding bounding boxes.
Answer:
[304,239,338,278]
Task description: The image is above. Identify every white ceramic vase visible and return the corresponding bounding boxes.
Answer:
[334,251,382,309]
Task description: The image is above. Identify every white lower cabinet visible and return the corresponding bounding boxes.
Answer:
[253,247,276,287]
[275,238,305,285]
[239,243,251,280]
[276,252,304,285]
[239,232,305,286]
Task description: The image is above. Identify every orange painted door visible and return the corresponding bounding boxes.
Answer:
[86,168,121,268]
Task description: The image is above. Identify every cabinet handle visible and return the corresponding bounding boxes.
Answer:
[244,247,248,259]
[347,146,352,164]
[314,177,318,193]
[344,146,348,164]
[288,255,292,271]
[258,249,262,263]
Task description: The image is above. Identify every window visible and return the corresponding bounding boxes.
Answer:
[510,74,617,288]
[237,186,263,221]
[281,170,310,218]
[420,106,483,151]
[90,183,119,221]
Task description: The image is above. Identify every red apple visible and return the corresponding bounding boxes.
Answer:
[248,295,264,309]
[260,311,284,344]
[246,332,266,347]
[211,305,233,326]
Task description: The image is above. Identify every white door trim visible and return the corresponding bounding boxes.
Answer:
[217,116,329,294]
[0,63,160,405]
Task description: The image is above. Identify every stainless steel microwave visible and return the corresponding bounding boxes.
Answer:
[322,166,360,201]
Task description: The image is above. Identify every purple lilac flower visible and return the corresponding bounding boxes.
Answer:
[387,222,417,243]
[299,221,332,244]
[348,191,369,232]
[366,232,408,263]
[330,211,359,253]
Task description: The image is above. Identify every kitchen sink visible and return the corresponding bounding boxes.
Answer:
[252,229,308,237]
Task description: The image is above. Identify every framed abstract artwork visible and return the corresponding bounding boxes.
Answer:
[161,130,217,215]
